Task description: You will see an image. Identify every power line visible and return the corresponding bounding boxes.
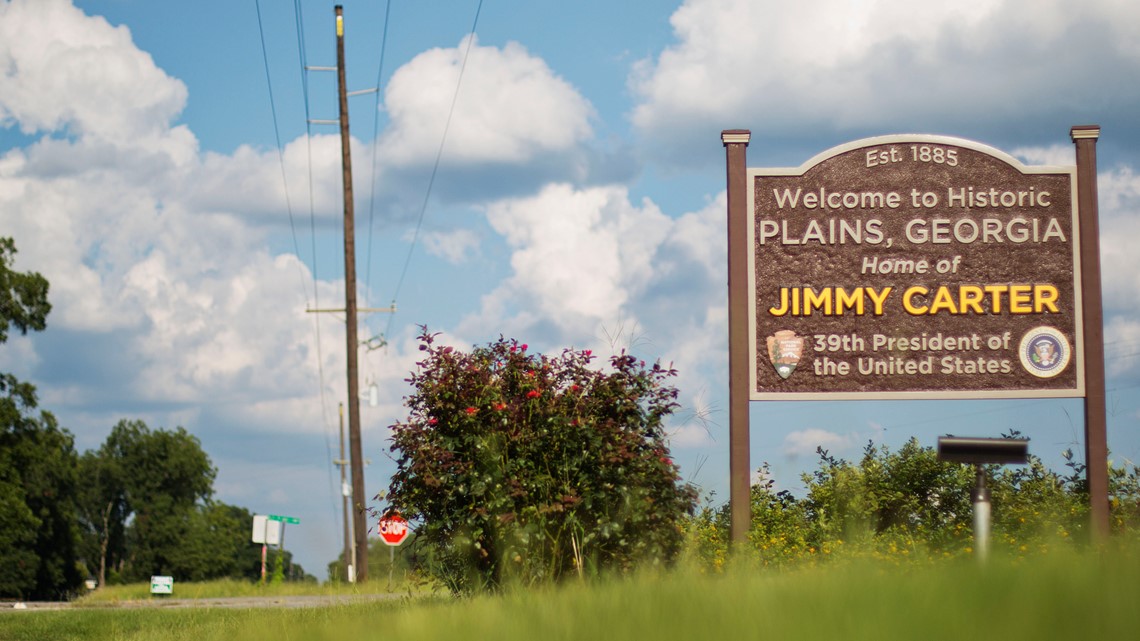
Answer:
[293,0,330,429]
[383,0,485,341]
[363,0,393,300]
[292,0,339,524]
[254,0,311,306]
[293,0,320,304]
[356,0,395,394]
[253,0,340,534]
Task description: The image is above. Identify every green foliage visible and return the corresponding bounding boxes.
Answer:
[270,552,285,585]
[0,382,84,599]
[163,502,264,582]
[75,419,248,583]
[74,420,314,586]
[802,439,977,559]
[1108,458,1140,534]
[0,477,40,596]
[0,240,83,599]
[688,436,1140,569]
[386,329,698,593]
[686,467,814,571]
[75,448,128,587]
[0,237,51,344]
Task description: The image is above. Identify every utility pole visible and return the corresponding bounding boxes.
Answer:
[334,403,356,582]
[335,4,369,583]
[306,5,394,582]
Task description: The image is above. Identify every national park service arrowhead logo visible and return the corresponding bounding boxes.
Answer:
[766,330,804,380]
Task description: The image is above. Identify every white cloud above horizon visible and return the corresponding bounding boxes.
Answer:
[630,0,1140,163]
[380,35,596,168]
[0,0,187,143]
[783,428,855,458]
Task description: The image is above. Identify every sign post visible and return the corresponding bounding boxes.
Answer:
[722,130,753,548]
[269,514,299,581]
[251,515,281,582]
[1071,126,1109,539]
[252,514,298,582]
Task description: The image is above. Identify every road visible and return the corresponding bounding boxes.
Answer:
[2,593,403,612]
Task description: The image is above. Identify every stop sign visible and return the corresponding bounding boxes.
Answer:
[378,515,409,546]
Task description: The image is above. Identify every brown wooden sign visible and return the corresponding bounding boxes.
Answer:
[748,135,1083,399]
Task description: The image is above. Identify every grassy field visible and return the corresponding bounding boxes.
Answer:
[2,548,1138,641]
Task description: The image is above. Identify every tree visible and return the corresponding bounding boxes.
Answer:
[0,238,82,599]
[77,422,319,585]
[76,448,129,587]
[0,472,40,596]
[0,237,50,344]
[77,419,217,582]
[386,329,697,594]
[165,501,280,582]
[0,410,83,598]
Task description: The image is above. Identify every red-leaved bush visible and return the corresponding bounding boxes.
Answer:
[385,328,697,593]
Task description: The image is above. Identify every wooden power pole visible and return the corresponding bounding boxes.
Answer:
[335,4,369,582]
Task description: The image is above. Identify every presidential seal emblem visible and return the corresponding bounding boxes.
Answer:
[1018,326,1071,378]
[766,330,804,380]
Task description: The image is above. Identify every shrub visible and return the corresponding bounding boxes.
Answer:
[385,329,698,594]
[687,464,815,571]
[688,435,1138,569]
[803,439,976,559]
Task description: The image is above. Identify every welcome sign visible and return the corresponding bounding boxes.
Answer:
[748,135,1083,399]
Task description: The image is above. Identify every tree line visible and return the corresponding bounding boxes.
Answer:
[0,238,309,599]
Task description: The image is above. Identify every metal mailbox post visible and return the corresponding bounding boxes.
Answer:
[937,436,1029,561]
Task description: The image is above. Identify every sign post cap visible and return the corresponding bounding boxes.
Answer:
[1070,125,1100,141]
[721,129,751,145]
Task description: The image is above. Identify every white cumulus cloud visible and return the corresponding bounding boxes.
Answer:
[380,36,595,167]
[0,0,187,144]
[419,228,481,265]
[783,428,854,458]
[630,0,1140,162]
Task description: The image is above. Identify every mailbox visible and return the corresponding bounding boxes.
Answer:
[937,437,1029,465]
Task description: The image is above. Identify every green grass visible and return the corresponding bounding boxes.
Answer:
[3,548,1138,641]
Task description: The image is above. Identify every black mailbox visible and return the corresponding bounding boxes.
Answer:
[937,437,1029,465]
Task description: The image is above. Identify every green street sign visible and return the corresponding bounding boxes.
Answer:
[268,514,300,525]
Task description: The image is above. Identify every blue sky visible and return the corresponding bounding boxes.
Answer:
[3,0,1140,579]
